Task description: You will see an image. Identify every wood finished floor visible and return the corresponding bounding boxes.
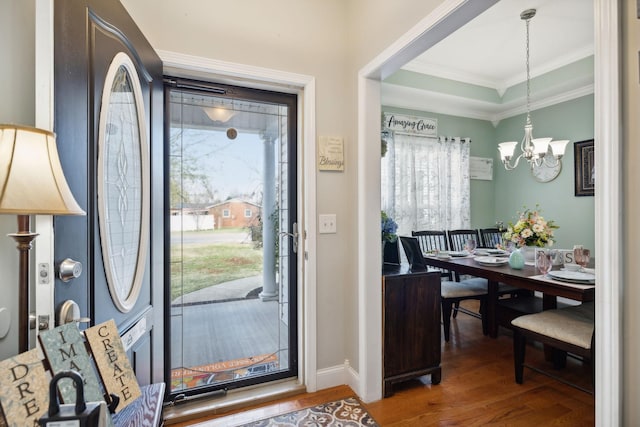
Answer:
[170,300,595,426]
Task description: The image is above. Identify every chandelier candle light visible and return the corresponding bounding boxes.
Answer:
[497,9,569,171]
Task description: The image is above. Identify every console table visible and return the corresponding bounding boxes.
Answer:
[382,265,441,397]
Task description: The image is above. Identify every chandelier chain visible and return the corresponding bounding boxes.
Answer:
[525,17,531,124]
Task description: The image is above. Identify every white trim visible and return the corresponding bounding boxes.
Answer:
[382,82,594,125]
[34,0,55,345]
[159,50,312,92]
[159,51,318,393]
[301,78,318,392]
[315,360,359,392]
[594,0,621,424]
[359,1,619,422]
[357,76,382,402]
[403,47,594,93]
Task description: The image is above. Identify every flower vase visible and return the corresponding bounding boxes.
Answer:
[508,248,525,270]
[521,245,537,265]
[382,239,400,266]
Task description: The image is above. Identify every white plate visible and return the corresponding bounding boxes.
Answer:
[486,249,508,256]
[475,248,507,256]
[474,256,509,266]
[547,270,596,284]
[446,251,469,257]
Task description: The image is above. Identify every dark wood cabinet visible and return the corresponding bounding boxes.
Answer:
[382,268,441,397]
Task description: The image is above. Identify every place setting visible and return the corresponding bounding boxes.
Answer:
[536,246,595,285]
[474,256,510,267]
[461,238,510,266]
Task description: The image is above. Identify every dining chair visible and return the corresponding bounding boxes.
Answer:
[511,301,594,393]
[411,230,452,280]
[479,227,503,249]
[405,233,488,342]
[446,229,483,284]
[447,229,481,253]
[448,228,523,307]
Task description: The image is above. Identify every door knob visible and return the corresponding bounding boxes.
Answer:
[58,258,82,282]
[56,300,91,326]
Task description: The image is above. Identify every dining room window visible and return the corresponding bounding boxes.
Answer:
[381,134,471,234]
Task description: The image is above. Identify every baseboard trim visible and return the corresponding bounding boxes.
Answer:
[316,360,360,395]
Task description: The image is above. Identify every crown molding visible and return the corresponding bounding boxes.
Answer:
[404,47,594,95]
[381,81,593,127]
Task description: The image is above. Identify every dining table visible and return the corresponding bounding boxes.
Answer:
[422,253,595,338]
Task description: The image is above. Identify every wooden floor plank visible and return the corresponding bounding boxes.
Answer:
[169,300,594,426]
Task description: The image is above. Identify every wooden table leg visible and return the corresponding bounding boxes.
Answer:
[543,294,558,361]
[488,280,499,338]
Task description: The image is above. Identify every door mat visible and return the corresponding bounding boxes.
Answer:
[170,354,279,390]
[238,397,379,426]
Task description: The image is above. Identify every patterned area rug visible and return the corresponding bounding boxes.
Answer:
[238,397,379,426]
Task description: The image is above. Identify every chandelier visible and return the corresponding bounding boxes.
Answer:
[498,9,569,171]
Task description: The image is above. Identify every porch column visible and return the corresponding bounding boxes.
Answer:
[260,133,278,301]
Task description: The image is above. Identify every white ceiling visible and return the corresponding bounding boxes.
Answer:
[385,0,594,122]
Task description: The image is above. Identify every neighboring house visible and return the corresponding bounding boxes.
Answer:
[208,198,261,229]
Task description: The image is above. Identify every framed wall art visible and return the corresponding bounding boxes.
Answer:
[574,139,594,197]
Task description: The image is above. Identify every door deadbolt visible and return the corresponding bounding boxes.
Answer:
[58,258,82,282]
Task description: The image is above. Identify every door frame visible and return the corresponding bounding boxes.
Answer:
[358,1,620,425]
[159,50,318,392]
[34,0,58,350]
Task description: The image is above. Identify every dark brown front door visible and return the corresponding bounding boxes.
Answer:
[53,0,163,385]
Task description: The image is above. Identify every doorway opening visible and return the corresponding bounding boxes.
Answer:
[165,79,298,400]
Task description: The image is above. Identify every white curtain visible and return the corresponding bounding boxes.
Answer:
[382,134,471,236]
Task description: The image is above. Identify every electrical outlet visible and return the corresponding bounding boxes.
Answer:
[319,214,337,234]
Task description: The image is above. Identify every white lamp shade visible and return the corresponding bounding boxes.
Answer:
[549,139,570,157]
[0,125,85,215]
[531,137,552,155]
[203,107,236,123]
[498,141,518,159]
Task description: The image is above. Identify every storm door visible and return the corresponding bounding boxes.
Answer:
[165,79,298,400]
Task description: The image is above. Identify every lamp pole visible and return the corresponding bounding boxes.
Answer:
[8,215,38,353]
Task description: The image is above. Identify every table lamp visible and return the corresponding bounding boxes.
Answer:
[0,125,85,353]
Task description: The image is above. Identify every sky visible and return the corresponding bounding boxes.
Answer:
[171,127,266,204]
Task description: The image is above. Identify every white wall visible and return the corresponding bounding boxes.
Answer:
[0,0,35,360]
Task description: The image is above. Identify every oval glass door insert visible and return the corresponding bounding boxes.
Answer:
[97,52,149,313]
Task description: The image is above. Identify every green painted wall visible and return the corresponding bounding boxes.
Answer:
[383,94,594,254]
[494,94,595,253]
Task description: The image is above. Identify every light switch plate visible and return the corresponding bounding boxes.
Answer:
[319,214,337,234]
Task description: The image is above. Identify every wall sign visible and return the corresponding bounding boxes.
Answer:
[382,112,437,137]
[318,136,344,171]
[470,156,493,180]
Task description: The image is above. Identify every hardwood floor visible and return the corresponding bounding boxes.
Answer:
[169,301,595,426]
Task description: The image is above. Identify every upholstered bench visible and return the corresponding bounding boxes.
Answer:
[511,302,594,391]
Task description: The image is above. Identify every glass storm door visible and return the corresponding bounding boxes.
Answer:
[165,80,298,400]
